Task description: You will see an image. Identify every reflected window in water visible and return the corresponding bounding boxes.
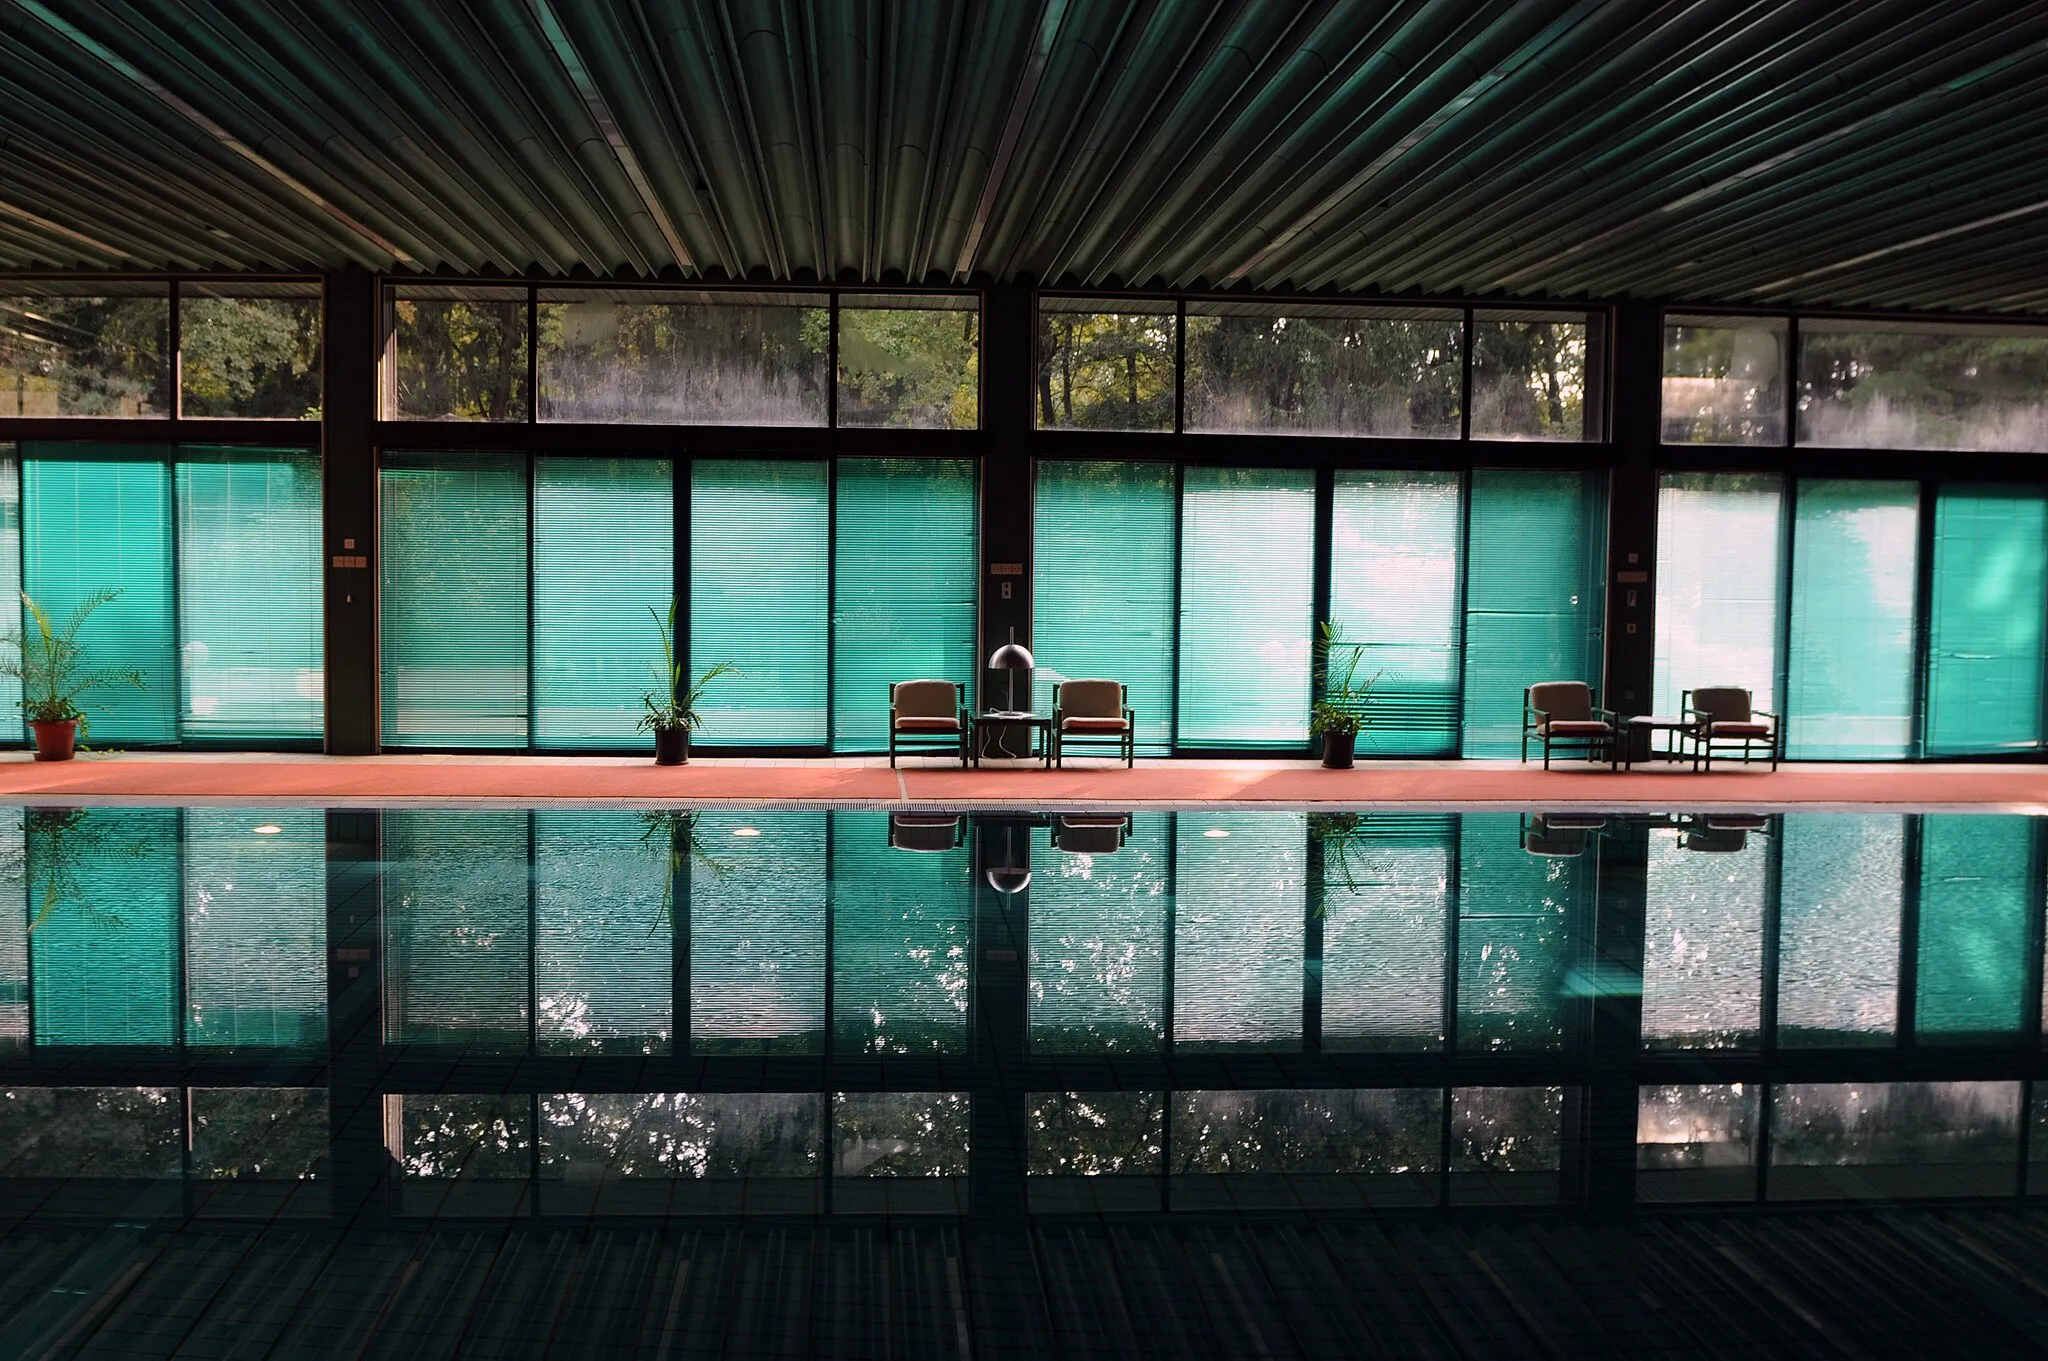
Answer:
[535,810,673,1054]
[1450,1086,1563,1204]
[833,813,972,1054]
[382,813,531,1051]
[1320,814,1450,1052]
[1770,1081,2020,1200]
[1174,812,1305,1051]
[1916,815,2032,1043]
[1642,825,1766,1048]
[1457,815,1579,1051]
[1777,815,1903,1047]
[1029,814,1167,1054]
[1637,1084,1759,1203]
[691,812,826,1055]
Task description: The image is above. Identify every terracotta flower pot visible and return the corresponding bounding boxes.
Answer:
[1320,729,1357,769]
[30,718,78,762]
[653,727,689,766]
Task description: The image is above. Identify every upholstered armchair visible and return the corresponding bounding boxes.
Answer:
[1051,679,1135,768]
[888,680,967,767]
[1683,687,1780,772]
[1521,681,1618,770]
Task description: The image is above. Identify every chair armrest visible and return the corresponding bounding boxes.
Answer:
[1594,707,1620,726]
[1752,709,1780,722]
[1123,707,1135,724]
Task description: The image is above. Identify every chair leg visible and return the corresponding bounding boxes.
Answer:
[1542,737,1551,771]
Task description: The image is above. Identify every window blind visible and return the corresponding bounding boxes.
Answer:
[692,459,830,746]
[831,459,977,752]
[534,810,672,1053]
[1329,471,1461,756]
[22,450,179,744]
[1173,811,1305,1051]
[1462,470,1605,755]
[183,808,325,1049]
[1028,811,1169,1053]
[831,811,972,1054]
[1916,814,2032,1042]
[1321,814,1452,1052]
[1456,813,1576,1052]
[29,808,180,1046]
[1176,467,1315,747]
[1785,480,1918,759]
[379,454,529,748]
[1652,473,1784,718]
[0,450,20,735]
[175,449,324,742]
[1775,814,1902,1048]
[532,457,673,749]
[1924,488,2046,754]
[691,811,826,1054]
[381,811,530,1049]
[1031,461,1175,753]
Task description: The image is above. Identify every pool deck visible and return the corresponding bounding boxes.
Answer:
[0,751,2041,811]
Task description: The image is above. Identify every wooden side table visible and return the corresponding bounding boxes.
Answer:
[1625,714,1697,770]
[971,712,1051,768]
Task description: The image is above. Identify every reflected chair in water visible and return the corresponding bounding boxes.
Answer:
[1678,812,1771,853]
[1051,679,1136,767]
[888,813,964,852]
[888,679,968,767]
[1521,681,1619,770]
[1521,812,1607,857]
[1682,686,1780,772]
[1048,813,1132,855]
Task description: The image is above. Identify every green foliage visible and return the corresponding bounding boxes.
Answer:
[1309,619,1383,738]
[541,297,827,422]
[836,306,979,428]
[394,296,528,419]
[180,296,322,418]
[1184,312,1462,435]
[1471,320,1586,438]
[0,589,146,740]
[1036,310,1175,429]
[0,294,169,416]
[637,598,738,733]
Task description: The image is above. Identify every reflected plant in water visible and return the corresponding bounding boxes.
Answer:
[0,807,154,932]
[1307,811,1395,902]
[638,808,729,931]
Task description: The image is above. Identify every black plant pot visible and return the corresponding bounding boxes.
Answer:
[1321,729,1357,769]
[653,727,690,766]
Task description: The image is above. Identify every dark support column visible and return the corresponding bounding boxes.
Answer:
[326,810,388,1226]
[979,285,1034,726]
[1604,302,1662,724]
[969,817,1029,1222]
[1571,818,1647,1218]
[323,267,380,753]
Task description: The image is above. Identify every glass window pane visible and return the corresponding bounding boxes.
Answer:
[0,1088,181,1177]
[1642,824,1766,1049]
[190,1088,329,1180]
[1917,815,2033,1043]
[1461,469,1606,756]
[831,458,977,751]
[537,289,827,425]
[692,460,830,746]
[1776,814,1903,1048]
[184,809,326,1050]
[834,1092,970,1176]
[27,808,180,1047]
[1035,299,1175,431]
[1032,461,1175,754]
[1785,480,1919,759]
[176,449,325,741]
[1469,312,1588,441]
[1174,812,1304,1051]
[832,813,972,1054]
[532,457,673,750]
[1798,321,2048,451]
[1661,315,1787,445]
[381,811,530,1050]
[379,454,528,748]
[1030,812,1168,1054]
[1177,467,1314,747]
[534,810,672,1054]
[22,451,179,744]
[0,284,170,417]
[1637,1084,1759,1203]
[690,812,826,1054]
[1184,304,1461,437]
[1450,1086,1562,1204]
[389,285,529,421]
[1320,814,1450,1052]
[837,296,979,428]
[1457,814,1580,1052]
[180,283,322,419]
[1770,1081,2020,1199]
[1028,1091,1162,1175]
[1924,488,2045,754]
[1329,471,1461,756]
[396,1094,532,1179]
[1652,472,1784,718]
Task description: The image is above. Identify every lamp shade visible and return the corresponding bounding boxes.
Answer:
[988,642,1034,669]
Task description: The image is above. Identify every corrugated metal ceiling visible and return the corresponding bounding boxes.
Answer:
[1,0,2045,313]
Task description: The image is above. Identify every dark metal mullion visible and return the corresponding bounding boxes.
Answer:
[1910,478,1938,758]
[1168,463,1184,752]
[1160,812,1177,1210]
[1757,819,1783,1203]
[1755,1080,1774,1204]
[1303,823,1322,1056]
[1453,468,1474,755]
[1898,815,1923,1048]
[1440,817,1461,1209]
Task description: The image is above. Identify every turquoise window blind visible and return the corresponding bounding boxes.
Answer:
[1177,467,1315,747]
[22,450,179,744]
[1775,814,1902,1047]
[534,810,672,1053]
[1785,480,1918,759]
[381,811,530,1049]
[1461,470,1605,755]
[29,809,180,1046]
[532,458,674,749]
[1032,461,1175,753]
[0,450,20,735]
[1924,488,2046,754]
[832,459,977,751]
[183,808,325,1049]
[692,460,830,746]
[1321,814,1452,1052]
[380,454,529,748]
[175,449,324,742]
[1173,812,1305,1051]
[1329,471,1461,756]
[1028,812,1169,1053]
[1457,813,1577,1051]
[832,812,972,1054]
[1916,815,2032,1042]
[691,811,826,1054]
[1653,473,1784,718]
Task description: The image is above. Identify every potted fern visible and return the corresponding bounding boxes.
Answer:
[1310,620,1382,770]
[0,590,144,762]
[638,599,737,766]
